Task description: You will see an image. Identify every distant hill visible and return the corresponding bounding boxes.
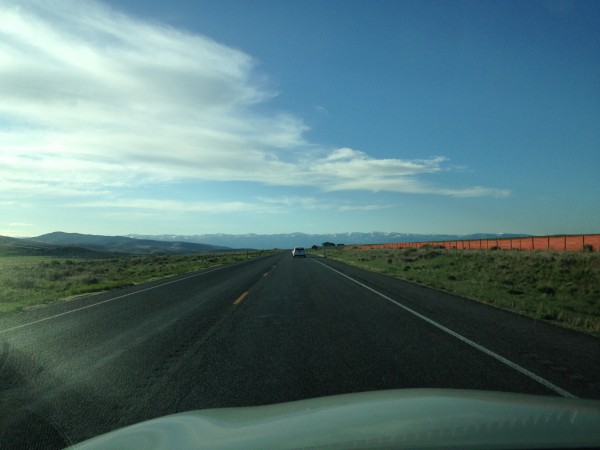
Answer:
[3,232,531,255]
[27,232,231,255]
[126,232,530,250]
[0,235,113,258]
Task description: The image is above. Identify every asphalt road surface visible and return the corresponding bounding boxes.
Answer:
[1,252,599,448]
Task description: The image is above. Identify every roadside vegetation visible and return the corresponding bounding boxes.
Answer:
[318,246,600,336]
[0,251,274,314]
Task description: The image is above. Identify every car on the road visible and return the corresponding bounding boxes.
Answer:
[292,247,306,257]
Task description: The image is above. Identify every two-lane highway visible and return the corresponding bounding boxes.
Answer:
[1,252,598,449]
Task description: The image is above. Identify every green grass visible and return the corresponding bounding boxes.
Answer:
[319,246,600,336]
[0,251,276,314]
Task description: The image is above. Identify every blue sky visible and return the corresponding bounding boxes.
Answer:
[1,0,598,237]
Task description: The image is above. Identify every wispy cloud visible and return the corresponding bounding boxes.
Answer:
[256,195,392,212]
[0,220,33,237]
[0,0,509,204]
[303,149,510,197]
[68,198,279,214]
[74,196,393,216]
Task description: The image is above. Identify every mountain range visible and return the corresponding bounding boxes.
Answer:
[0,231,530,257]
[0,232,230,257]
[126,232,529,250]
[0,234,113,258]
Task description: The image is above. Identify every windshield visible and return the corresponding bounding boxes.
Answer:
[1,0,599,449]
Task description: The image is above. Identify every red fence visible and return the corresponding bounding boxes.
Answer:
[353,234,600,252]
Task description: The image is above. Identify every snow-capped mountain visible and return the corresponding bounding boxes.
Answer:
[126,232,528,250]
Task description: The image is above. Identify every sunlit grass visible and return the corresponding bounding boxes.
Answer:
[0,251,274,314]
[320,246,600,336]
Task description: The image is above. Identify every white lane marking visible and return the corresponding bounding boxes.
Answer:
[314,259,577,399]
[0,264,238,335]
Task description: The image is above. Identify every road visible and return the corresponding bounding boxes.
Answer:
[1,252,599,448]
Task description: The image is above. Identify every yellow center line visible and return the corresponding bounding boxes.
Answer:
[233,291,249,305]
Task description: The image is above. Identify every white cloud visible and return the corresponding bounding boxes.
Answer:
[337,204,392,212]
[0,220,32,237]
[75,196,393,216]
[308,148,447,191]
[69,198,278,214]
[301,150,509,197]
[0,221,31,227]
[0,0,509,203]
[256,196,392,212]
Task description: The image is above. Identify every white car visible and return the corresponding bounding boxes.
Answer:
[292,247,306,257]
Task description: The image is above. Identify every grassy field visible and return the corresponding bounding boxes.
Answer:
[319,246,600,336]
[0,251,274,314]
